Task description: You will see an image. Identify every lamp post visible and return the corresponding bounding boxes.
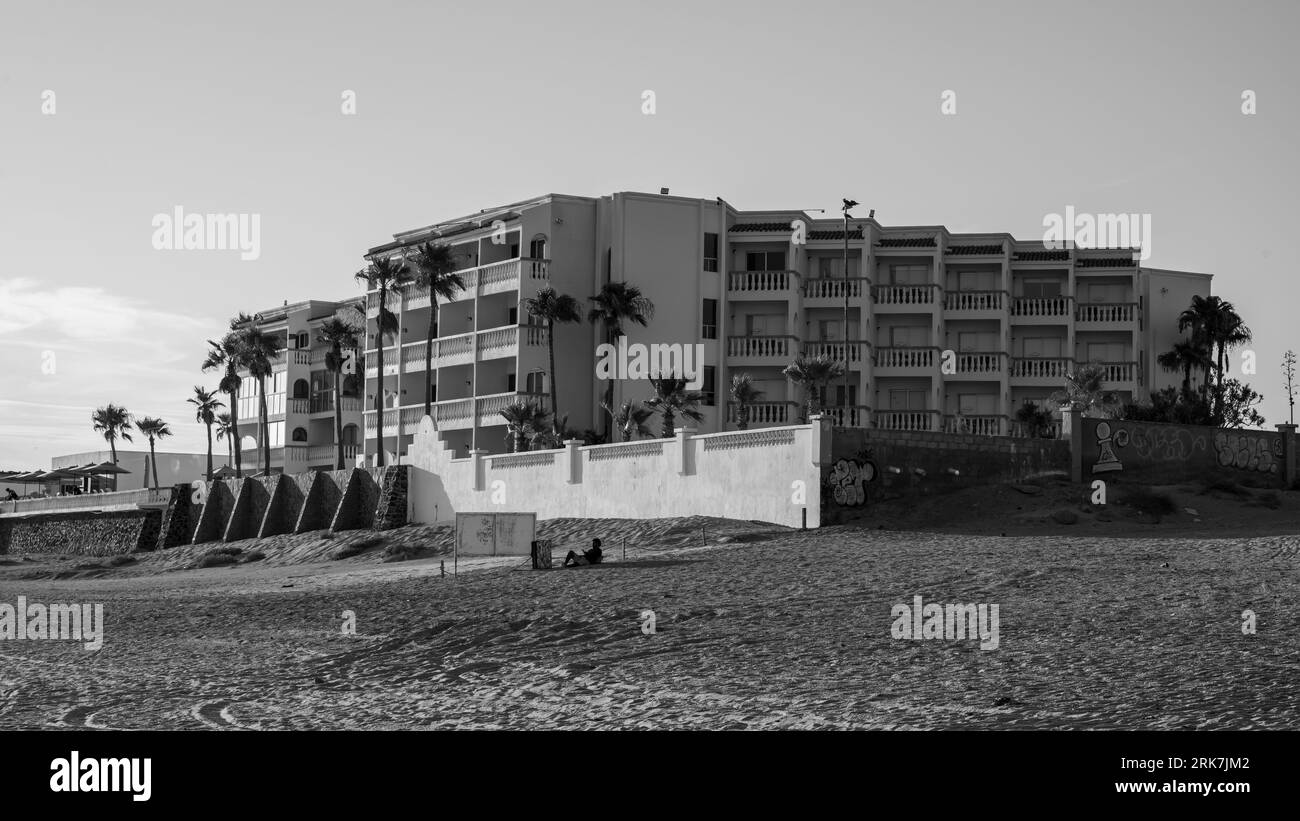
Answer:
[841,199,858,421]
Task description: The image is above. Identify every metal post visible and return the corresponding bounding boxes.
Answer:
[843,209,850,419]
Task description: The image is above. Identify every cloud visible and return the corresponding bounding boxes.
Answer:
[0,277,210,339]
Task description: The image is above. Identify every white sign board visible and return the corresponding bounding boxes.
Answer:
[454,512,536,557]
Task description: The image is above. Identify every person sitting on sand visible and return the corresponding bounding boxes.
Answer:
[564,538,603,567]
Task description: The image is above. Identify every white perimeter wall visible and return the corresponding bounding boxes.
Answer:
[406,416,824,529]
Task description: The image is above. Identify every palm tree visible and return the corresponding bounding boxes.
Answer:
[602,399,654,442]
[1157,340,1212,395]
[729,373,765,430]
[1013,401,1053,438]
[215,412,234,470]
[201,333,244,477]
[588,282,655,438]
[783,354,846,422]
[407,241,465,418]
[134,416,172,491]
[187,386,224,481]
[644,377,706,439]
[356,255,413,467]
[1052,362,1119,418]
[524,287,582,419]
[499,400,547,453]
[1215,309,1252,391]
[231,313,280,475]
[91,404,133,491]
[318,313,363,469]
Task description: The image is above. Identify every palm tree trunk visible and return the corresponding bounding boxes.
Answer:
[375,315,387,469]
[205,424,213,481]
[150,438,159,491]
[547,320,559,418]
[258,376,270,475]
[228,391,242,478]
[424,306,435,419]
[109,438,118,491]
[334,363,345,470]
[227,431,233,470]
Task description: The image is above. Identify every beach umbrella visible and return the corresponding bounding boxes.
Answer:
[211,465,238,479]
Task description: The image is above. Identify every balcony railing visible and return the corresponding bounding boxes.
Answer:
[801,340,869,365]
[366,258,550,315]
[1010,357,1074,379]
[1075,302,1138,323]
[309,394,363,414]
[874,347,938,369]
[727,335,798,359]
[363,393,551,435]
[943,290,1006,311]
[816,405,873,427]
[288,397,310,414]
[873,410,939,431]
[308,443,360,463]
[1011,297,1073,318]
[802,278,869,300]
[942,414,1007,436]
[1096,361,1138,383]
[728,270,798,292]
[727,400,798,426]
[1010,419,1061,439]
[873,284,940,306]
[953,351,1006,375]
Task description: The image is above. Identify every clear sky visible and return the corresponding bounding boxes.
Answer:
[1,0,1297,467]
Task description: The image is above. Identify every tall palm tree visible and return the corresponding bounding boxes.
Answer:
[601,399,654,442]
[318,313,363,469]
[499,400,547,453]
[644,377,706,439]
[215,412,234,470]
[134,416,172,491]
[187,386,224,481]
[91,404,133,491]
[524,286,582,418]
[1157,340,1212,395]
[232,313,280,475]
[1051,362,1119,418]
[588,282,655,438]
[355,255,412,467]
[729,373,765,430]
[783,354,846,422]
[202,333,244,478]
[407,241,465,418]
[1215,309,1252,390]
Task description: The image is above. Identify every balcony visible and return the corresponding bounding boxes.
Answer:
[288,397,310,414]
[726,335,798,366]
[367,258,550,315]
[943,290,1006,313]
[816,405,873,428]
[948,351,1006,378]
[1095,360,1139,384]
[308,394,363,415]
[1075,302,1138,327]
[942,414,1007,437]
[239,445,310,470]
[802,278,870,304]
[800,340,870,368]
[1010,357,1074,384]
[307,443,360,465]
[872,284,940,311]
[363,392,551,437]
[367,325,545,377]
[727,400,799,427]
[727,270,799,298]
[874,410,940,431]
[1010,296,1073,323]
[873,346,939,374]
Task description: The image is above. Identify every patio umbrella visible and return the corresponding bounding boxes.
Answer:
[87,461,132,491]
[211,464,238,479]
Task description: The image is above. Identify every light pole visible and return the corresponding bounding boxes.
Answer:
[841,199,858,422]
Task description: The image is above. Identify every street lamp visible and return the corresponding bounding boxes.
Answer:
[841,199,859,421]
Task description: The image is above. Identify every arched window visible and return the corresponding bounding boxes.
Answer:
[342,374,359,397]
[293,379,309,399]
[297,332,310,350]
[291,427,308,442]
[342,424,359,445]
[529,234,548,260]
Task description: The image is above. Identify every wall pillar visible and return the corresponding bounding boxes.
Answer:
[1276,424,1297,488]
[809,414,832,467]
[676,427,697,476]
[1060,402,1083,483]
[470,449,487,492]
[564,439,583,484]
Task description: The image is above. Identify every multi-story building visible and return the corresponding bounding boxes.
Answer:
[233,298,366,473]
[361,191,1212,460]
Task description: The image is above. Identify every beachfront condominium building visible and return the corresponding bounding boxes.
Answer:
[233,298,367,473]
[361,191,1212,459]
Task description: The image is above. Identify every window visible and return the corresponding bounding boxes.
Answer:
[293,379,309,399]
[297,332,310,349]
[747,314,785,336]
[1022,279,1062,298]
[529,236,548,260]
[428,382,437,403]
[889,326,928,347]
[291,427,308,443]
[507,373,516,392]
[1087,283,1126,303]
[833,384,858,406]
[703,233,718,272]
[746,250,786,271]
[957,332,998,352]
[702,299,718,340]
[1086,342,1127,362]
[888,389,927,410]
[1021,337,1063,358]
[525,371,546,395]
[510,243,520,258]
[701,366,716,406]
[957,270,995,291]
[958,394,997,415]
[509,307,518,325]
[890,264,928,285]
[342,424,359,446]
[818,257,859,277]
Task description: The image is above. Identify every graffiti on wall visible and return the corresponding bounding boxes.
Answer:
[1213,431,1281,474]
[826,457,877,507]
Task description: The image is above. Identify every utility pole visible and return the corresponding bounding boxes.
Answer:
[841,199,858,422]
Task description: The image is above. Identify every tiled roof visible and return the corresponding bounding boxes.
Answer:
[876,237,936,248]
[946,244,1003,255]
[729,222,790,233]
[1077,257,1136,268]
[807,229,864,241]
[1014,250,1070,261]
